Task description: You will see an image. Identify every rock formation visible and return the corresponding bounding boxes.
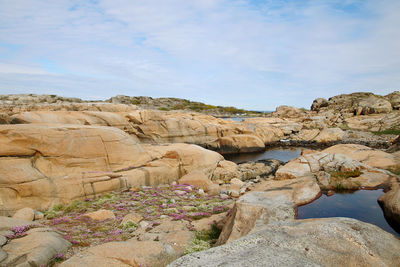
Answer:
[169,217,400,267]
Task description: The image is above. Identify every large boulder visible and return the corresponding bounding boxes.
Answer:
[385,91,400,109]
[356,95,392,115]
[310,98,328,111]
[169,218,400,267]
[216,192,296,245]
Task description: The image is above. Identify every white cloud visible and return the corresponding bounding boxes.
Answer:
[0,0,399,109]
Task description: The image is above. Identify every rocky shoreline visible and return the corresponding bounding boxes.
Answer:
[1,91,400,266]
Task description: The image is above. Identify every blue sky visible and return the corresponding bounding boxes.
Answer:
[0,0,399,110]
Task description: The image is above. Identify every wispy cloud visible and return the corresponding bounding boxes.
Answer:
[0,0,399,110]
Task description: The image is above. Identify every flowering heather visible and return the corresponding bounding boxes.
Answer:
[5,224,34,239]
[42,183,232,248]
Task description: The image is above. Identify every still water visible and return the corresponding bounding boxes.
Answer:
[224,147,302,163]
[297,189,399,236]
[225,147,399,237]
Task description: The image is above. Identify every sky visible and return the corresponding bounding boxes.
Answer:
[0,0,399,110]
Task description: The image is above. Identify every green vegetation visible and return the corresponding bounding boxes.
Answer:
[330,169,362,179]
[335,182,344,191]
[158,107,170,111]
[184,224,222,255]
[328,169,363,191]
[372,128,400,135]
[387,164,400,175]
[42,184,232,248]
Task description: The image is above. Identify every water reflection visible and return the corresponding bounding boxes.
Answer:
[224,147,302,163]
[297,189,399,236]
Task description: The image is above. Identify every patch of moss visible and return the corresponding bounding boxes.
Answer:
[184,224,221,255]
[330,169,362,179]
[387,164,400,175]
[372,129,400,135]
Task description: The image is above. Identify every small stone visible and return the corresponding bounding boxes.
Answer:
[198,189,205,195]
[184,186,193,192]
[230,178,245,187]
[121,212,143,225]
[230,190,240,197]
[182,206,196,211]
[165,208,179,214]
[139,221,150,229]
[207,184,221,196]
[84,209,115,221]
[12,207,35,221]
[220,193,229,200]
[174,190,186,195]
[160,215,169,219]
[34,211,44,220]
[327,190,335,196]
[170,199,176,204]
[239,188,246,194]
[171,181,177,185]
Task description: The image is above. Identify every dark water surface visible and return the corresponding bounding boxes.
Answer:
[297,189,399,236]
[224,147,302,163]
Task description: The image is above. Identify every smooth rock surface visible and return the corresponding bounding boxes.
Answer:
[216,192,296,245]
[61,240,176,267]
[0,216,70,267]
[0,124,229,213]
[170,218,400,267]
[12,208,35,221]
[323,144,399,169]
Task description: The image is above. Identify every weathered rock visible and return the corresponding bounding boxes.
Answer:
[357,95,392,114]
[61,240,176,267]
[313,127,344,143]
[251,176,321,205]
[385,91,400,109]
[216,192,296,245]
[178,171,216,192]
[275,150,392,190]
[0,124,228,213]
[217,134,265,154]
[237,159,282,181]
[229,178,244,192]
[0,216,70,267]
[169,218,400,267]
[0,216,40,231]
[310,98,328,111]
[121,212,143,225]
[33,211,44,220]
[345,112,400,131]
[388,135,400,152]
[378,180,400,226]
[140,219,194,256]
[84,210,115,221]
[191,212,228,232]
[12,207,35,221]
[323,144,399,169]
[212,160,240,181]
